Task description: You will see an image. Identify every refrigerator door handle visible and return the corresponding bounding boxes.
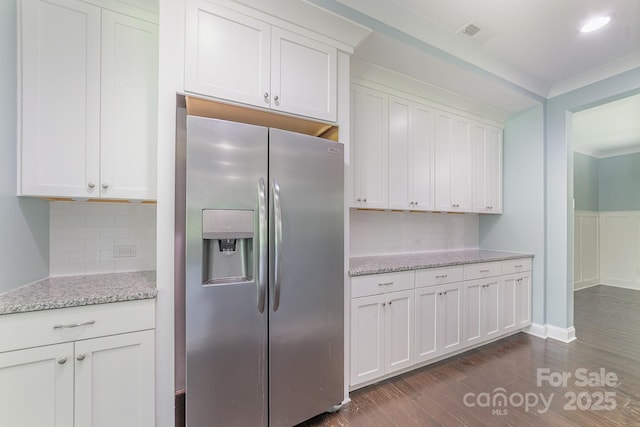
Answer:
[272,179,282,312]
[257,177,267,313]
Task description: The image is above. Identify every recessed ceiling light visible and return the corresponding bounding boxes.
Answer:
[580,16,611,33]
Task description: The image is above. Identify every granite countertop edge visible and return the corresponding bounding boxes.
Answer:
[349,250,534,277]
[0,271,157,315]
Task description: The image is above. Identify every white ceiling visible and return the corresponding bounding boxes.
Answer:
[310,0,640,115]
[573,93,640,158]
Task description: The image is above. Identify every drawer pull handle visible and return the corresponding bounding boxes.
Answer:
[378,282,394,286]
[480,269,490,273]
[435,275,448,279]
[53,320,96,329]
[514,265,523,268]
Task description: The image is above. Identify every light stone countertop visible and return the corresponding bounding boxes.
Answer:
[349,249,533,277]
[0,271,157,315]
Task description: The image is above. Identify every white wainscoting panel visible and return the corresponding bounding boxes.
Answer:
[599,211,640,290]
[574,211,599,290]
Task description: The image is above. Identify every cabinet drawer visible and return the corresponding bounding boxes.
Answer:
[464,262,502,280]
[502,258,532,274]
[351,271,414,298]
[415,266,464,288]
[0,299,155,353]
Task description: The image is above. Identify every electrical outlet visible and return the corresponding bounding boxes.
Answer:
[113,245,137,258]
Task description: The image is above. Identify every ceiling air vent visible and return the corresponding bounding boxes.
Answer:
[459,22,482,37]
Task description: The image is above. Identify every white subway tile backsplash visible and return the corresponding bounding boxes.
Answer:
[50,201,156,276]
[349,209,479,256]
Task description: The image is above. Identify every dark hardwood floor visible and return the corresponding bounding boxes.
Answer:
[299,285,640,427]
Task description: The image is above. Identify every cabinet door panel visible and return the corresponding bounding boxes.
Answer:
[20,0,101,197]
[388,97,411,210]
[452,116,473,211]
[485,126,502,213]
[434,112,453,211]
[441,283,463,353]
[385,290,414,374]
[101,11,158,200]
[518,274,532,327]
[415,287,438,362]
[484,279,501,340]
[464,281,482,345]
[502,275,518,333]
[352,85,388,209]
[411,103,435,211]
[271,27,337,121]
[350,295,384,386]
[471,122,487,212]
[0,343,74,427]
[75,330,155,427]
[184,0,271,108]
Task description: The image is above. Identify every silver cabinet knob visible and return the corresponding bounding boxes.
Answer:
[101,183,109,189]
[381,302,386,306]
[87,182,95,189]
[363,198,367,203]
[274,95,279,102]
[388,301,392,305]
[57,357,67,365]
[77,354,86,361]
[264,92,269,99]
[356,198,361,202]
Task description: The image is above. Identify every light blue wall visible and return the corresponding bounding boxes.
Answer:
[480,105,545,324]
[599,153,640,211]
[0,0,49,293]
[546,67,640,329]
[573,152,599,211]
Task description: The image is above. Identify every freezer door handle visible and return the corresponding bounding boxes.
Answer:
[257,177,267,313]
[272,179,282,311]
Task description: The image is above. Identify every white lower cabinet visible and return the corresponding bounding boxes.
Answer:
[464,277,501,346]
[350,258,532,389]
[415,281,463,363]
[0,300,155,427]
[350,272,414,386]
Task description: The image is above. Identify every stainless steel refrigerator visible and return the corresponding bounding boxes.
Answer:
[182,116,344,426]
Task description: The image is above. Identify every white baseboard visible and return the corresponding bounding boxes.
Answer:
[524,323,577,343]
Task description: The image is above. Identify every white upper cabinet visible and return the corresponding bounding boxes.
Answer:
[435,111,476,212]
[185,0,337,122]
[18,0,158,200]
[350,84,388,209]
[388,96,435,211]
[100,11,158,200]
[472,122,503,213]
[19,0,102,199]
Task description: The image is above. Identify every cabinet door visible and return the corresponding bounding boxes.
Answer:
[434,111,453,211]
[485,126,503,213]
[451,115,473,211]
[351,85,388,209]
[101,11,158,200]
[388,96,411,210]
[20,0,101,198]
[384,290,414,374]
[411,103,435,211]
[271,27,337,121]
[483,278,501,340]
[415,286,438,362]
[75,330,155,427]
[0,343,74,427]
[517,273,532,328]
[472,123,502,214]
[501,274,518,333]
[350,294,385,386]
[464,280,483,346]
[440,282,463,354]
[184,0,271,108]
